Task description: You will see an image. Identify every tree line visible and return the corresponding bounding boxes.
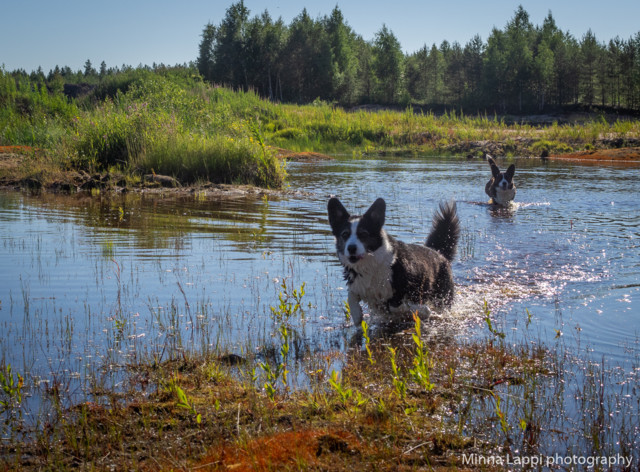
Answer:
[197,2,640,113]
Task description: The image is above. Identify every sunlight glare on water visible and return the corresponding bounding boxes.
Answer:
[0,156,639,404]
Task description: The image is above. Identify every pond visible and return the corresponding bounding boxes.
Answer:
[1,156,639,415]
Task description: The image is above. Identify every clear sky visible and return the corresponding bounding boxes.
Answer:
[2,0,639,74]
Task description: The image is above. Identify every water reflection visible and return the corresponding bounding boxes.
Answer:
[0,156,639,404]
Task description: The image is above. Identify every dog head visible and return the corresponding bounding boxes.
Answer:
[327,197,387,267]
[485,157,516,205]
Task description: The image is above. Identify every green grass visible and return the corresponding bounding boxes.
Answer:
[60,75,285,188]
[2,66,640,191]
[137,132,285,187]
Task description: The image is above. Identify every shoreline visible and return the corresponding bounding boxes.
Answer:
[0,146,328,196]
[549,146,640,163]
[2,144,640,195]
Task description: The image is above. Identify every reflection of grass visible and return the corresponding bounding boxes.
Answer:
[100,239,114,258]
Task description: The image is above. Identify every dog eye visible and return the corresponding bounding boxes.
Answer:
[358,229,369,238]
[340,230,350,239]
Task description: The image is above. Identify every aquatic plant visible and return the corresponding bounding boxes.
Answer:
[328,370,351,406]
[259,323,290,401]
[361,320,374,365]
[408,313,434,392]
[387,346,407,400]
[259,280,306,400]
[0,363,23,415]
[270,279,306,324]
[483,299,505,339]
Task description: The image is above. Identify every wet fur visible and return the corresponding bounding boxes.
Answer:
[327,197,460,325]
[485,156,516,206]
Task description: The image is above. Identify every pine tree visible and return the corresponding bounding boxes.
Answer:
[372,24,404,103]
[84,59,96,77]
[211,1,250,88]
[580,29,601,106]
[197,23,216,81]
[325,6,358,104]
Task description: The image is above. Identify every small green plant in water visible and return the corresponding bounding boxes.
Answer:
[0,364,23,414]
[278,323,290,387]
[270,279,306,324]
[261,280,299,400]
[361,320,375,365]
[259,362,278,400]
[493,392,510,438]
[343,301,351,323]
[388,347,406,400]
[328,370,352,406]
[259,324,290,401]
[483,300,505,339]
[408,313,435,391]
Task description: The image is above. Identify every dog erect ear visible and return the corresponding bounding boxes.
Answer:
[488,158,501,178]
[328,197,350,234]
[363,198,386,230]
[505,164,515,181]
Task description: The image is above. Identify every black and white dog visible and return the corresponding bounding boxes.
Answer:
[485,156,516,206]
[327,197,460,325]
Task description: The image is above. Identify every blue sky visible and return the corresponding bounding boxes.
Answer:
[2,0,639,73]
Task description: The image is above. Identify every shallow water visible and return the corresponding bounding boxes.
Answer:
[1,156,639,407]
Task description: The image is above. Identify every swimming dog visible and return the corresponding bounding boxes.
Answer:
[327,197,460,325]
[485,156,516,206]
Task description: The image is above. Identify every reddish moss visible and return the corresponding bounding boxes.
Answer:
[551,146,640,163]
[198,429,361,471]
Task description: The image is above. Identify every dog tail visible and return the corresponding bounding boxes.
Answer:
[425,201,460,262]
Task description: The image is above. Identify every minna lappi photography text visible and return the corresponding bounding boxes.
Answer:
[462,453,633,469]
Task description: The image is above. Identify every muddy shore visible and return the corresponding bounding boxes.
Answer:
[0,146,323,197]
[2,143,639,195]
[549,146,640,162]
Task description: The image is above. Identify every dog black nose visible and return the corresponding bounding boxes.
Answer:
[347,244,357,255]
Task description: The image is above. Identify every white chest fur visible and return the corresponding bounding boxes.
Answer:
[346,235,395,322]
[350,257,393,307]
[493,186,516,206]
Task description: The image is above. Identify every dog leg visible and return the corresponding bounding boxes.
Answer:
[348,291,363,326]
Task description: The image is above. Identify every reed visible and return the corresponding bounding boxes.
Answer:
[1,277,639,470]
[3,68,640,192]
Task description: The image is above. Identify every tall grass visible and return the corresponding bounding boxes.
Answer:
[0,67,78,147]
[140,133,284,187]
[3,67,640,190]
[60,74,285,187]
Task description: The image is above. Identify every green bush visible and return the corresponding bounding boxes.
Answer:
[0,68,78,146]
[68,100,168,168]
[140,133,285,188]
[531,139,573,155]
[272,128,305,140]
